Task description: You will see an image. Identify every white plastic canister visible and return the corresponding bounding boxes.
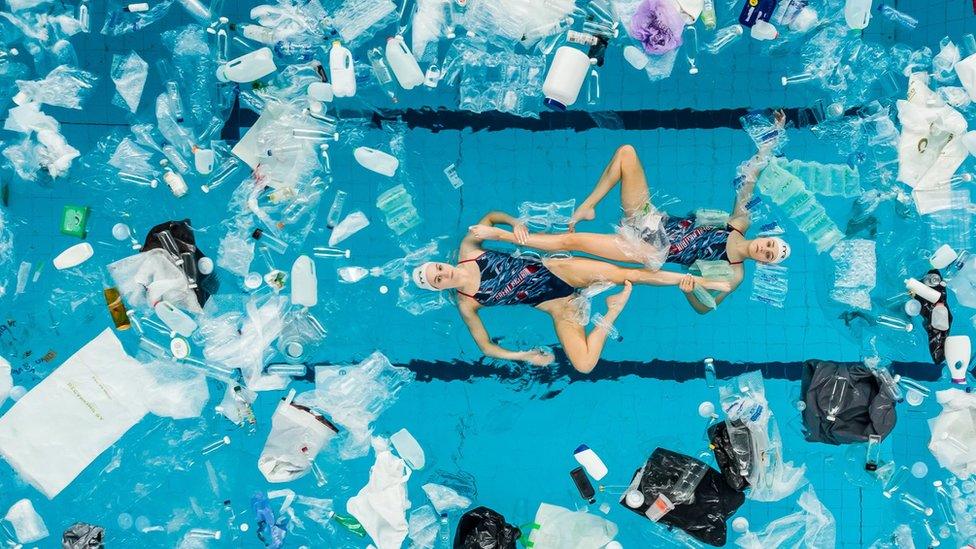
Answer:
[542,46,591,111]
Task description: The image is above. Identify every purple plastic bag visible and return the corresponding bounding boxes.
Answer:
[629,0,685,54]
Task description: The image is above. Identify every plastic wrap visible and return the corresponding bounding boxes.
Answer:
[526,503,617,549]
[927,389,976,479]
[735,488,836,549]
[110,51,148,113]
[720,372,807,502]
[829,239,876,310]
[100,0,174,35]
[15,64,96,109]
[301,351,414,459]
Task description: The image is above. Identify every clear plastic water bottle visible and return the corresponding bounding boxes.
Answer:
[326,190,347,229]
[700,0,716,29]
[437,513,450,548]
[703,357,716,388]
[367,47,399,102]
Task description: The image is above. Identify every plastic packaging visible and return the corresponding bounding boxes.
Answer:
[346,438,411,549]
[385,35,424,89]
[354,146,399,176]
[216,47,277,83]
[329,211,370,246]
[329,41,357,97]
[4,499,49,543]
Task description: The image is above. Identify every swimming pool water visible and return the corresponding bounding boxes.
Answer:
[0,0,975,547]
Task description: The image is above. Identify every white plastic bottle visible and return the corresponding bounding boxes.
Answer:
[750,20,778,40]
[241,24,276,45]
[945,335,972,384]
[385,35,424,90]
[290,255,317,307]
[353,147,399,177]
[329,41,357,97]
[844,0,873,30]
[542,46,591,111]
[216,47,277,83]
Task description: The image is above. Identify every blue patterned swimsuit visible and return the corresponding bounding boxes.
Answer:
[664,215,744,267]
[458,251,576,307]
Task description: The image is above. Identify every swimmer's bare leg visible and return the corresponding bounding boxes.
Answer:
[573,145,652,226]
[471,225,636,264]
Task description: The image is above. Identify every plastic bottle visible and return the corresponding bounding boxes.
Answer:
[700,0,716,29]
[542,46,591,111]
[906,278,941,303]
[104,286,131,330]
[354,147,399,176]
[703,357,716,388]
[684,26,699,75]
[844,0,873,30]
[78,0,90,33]
[175,0,211,23]
[338,266,370,283]
[326,190,347,229]
[367,47,399,102]
[932,304,950,331]
[241,24,276,45]
[944,335,971,384]
[329,211,370,247]
[162,166,188,198]
[825,375,849,422]
[385,36,424,90]
[705,24,743,54]
[567,30,599,46]
[622,45,649,69]
[216,48,277,83]
[864,434,881,471]
[329,41,357,97]
[573,444,608,480]
[877,3,916,29]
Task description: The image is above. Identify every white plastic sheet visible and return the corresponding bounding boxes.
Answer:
[927,389,976,478]
[0,329,152,498]
[347,438,411,549]
[735,488,836,549]
[527,503,618,549]
[422,483,472,514]
[3,499,48,543]
[258,401,338,483]
[896,73,969,191]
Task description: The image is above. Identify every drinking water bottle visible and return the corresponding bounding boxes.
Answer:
[700,0,716,29]
[385,35,424,90]
[367,47,399,102]
[326,190,347,229]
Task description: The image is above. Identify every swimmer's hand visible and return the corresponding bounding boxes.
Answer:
[523,349,555,366]
[568,204,596,232]
[679,274,696,294]
[512,222,529,245]
[606,280,633,312]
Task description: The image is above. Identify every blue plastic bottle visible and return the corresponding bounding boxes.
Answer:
[739,0,778,27]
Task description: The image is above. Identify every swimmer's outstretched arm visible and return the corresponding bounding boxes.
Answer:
[458,301,554,366]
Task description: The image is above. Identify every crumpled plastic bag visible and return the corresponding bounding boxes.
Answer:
[347,438,411,549]
[109,136,157,177]
[627,0,684,54]
[407,505,438,549]
[422,483,472,514]
[735,488,836,549]
[3,499,48,543]
[258,400,338,483]
[15,64,97,109]
[526,503,617,549]
[111,51,148,113]
[927,389,976,478]
[62,522,105,548]
[301,351,414,459]
[721,371,808,502]
[108,248,202,313]
[897,73,969,190]
[3,103,80,179]
[142,359,209,419]
[454,506,520,549]
[200,294,289,390]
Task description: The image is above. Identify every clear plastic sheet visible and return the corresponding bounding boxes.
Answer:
[734,488,836,549]
[14,64,96,109]
[110,51,148,113]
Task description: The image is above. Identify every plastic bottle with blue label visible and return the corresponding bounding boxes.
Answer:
[739,0,778,28]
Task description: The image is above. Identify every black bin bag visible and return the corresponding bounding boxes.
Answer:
[141,219,218,306]
[707,420,751,492]
[801,359,897,445]
[453,506,520,549]
[620,448,745,547]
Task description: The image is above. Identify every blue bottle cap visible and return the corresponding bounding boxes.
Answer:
[543,97,566,111]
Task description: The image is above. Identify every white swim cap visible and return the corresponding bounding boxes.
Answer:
[769,237,791,264]
[411,262,438,291]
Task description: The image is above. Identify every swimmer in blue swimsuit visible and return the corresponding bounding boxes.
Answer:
[477,132,792,315]
[412,211,731,374]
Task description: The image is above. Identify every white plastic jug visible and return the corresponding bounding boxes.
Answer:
[329,41,357,97]
[290,255,317,307]
[843,0,872,30]
[216,47,277,83]
[354,147,399,176]
[542,46,591,111]
[385,35,424,90]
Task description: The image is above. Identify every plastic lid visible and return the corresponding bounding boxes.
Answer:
[197,256,214,275]
[543,98,567,111]
[624,489,645,508]
[112,223,131,241]
[244,272,262,289]
[170,337,190,359]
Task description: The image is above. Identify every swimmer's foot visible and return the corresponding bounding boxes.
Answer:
[569,204,596,231]
[606,280,633,313]
[468,224,509,241]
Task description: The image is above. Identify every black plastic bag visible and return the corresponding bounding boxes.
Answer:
[453,506,520,549]
[916,270,952,365]
[62,522,104,548]
[141,219,218,306]
[801,360,897,444]
[708,420,751,492]
[620,448,744,547]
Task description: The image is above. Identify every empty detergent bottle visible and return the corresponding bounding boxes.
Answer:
[216,47,277,83]
[329,41,357,97]
[542,46,591,111]
[385,35,424,90]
